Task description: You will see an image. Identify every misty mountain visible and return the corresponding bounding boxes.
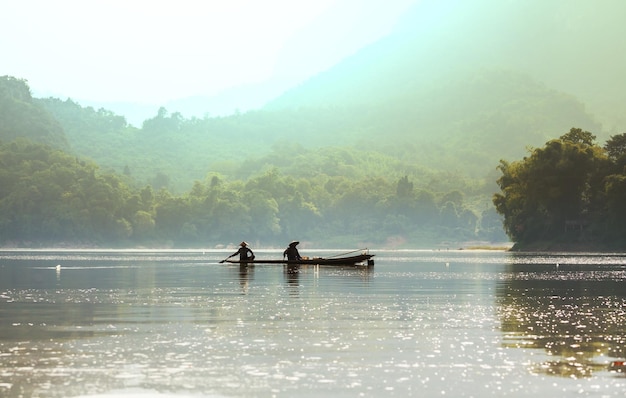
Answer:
[267,0,625,129]
[35,68,598,197]
[76,81,286,128]
[20,0,624,193]
[162,81,286,121]
[261,66,599,177]
[63,0,625,138]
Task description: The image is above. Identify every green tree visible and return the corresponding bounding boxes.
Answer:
[396,175,414,198]
[132,210,156,239]
[154,193,191,240]
[604,174,626,242]
[494,128,608,246]
[604,133,626,173]
[0,76,68,148]
[604,133,626,161]
[560,127,596,146]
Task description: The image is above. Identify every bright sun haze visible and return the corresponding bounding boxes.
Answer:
[1,0,417,104]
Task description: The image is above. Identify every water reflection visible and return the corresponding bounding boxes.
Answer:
[498,262,626,378]
[5,250,626,397]
[237,264,254,294]
[284,265,300,297]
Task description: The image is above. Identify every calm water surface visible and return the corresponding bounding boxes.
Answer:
[1,249,626,397]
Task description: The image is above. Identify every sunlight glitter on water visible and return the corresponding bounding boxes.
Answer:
[3,250,626,397]
[74,389,225,398]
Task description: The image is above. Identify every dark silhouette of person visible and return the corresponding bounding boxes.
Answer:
[283,241,302,261]
[224,241,255,262]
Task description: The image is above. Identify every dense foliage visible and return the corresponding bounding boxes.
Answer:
[0,139,502,247]
[0,139,134,244]
[0,76,67,148]
[493,128,626,250]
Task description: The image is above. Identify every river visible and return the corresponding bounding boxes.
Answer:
[1,249,626,397]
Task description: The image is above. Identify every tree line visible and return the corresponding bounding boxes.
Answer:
[493,128,626,250]
[0,139,501,248]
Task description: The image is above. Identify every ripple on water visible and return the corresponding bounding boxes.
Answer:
[4,251,626,397]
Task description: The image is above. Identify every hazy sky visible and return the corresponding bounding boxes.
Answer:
[2,0,417,104]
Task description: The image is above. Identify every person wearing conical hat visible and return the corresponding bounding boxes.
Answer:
[283,241,302,262]
[224,241,255,262]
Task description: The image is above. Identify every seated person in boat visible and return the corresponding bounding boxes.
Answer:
[283,241,302,261]
[225,241,255,262]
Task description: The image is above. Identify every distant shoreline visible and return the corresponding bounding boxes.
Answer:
[507,242,626,253]
[462,245,512,251]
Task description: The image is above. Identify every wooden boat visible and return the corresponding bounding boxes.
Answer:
[225,252,374,266]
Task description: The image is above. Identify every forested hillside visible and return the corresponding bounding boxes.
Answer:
[0,76,67,149]
[0,138,504,248]
[2,77,507,248]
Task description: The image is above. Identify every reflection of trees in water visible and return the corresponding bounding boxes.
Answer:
[498,272,626,378]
